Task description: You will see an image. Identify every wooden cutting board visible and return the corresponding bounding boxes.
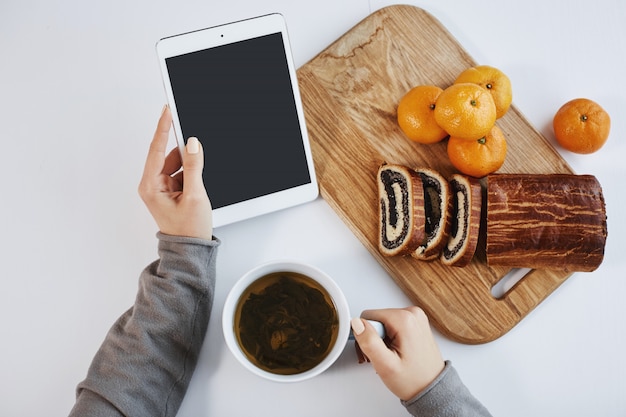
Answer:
[296,5,575,344]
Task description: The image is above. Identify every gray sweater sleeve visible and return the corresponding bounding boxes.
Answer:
[68,232,220,417]
[402,360,492,417]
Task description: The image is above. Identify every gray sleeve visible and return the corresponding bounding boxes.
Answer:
[68,232,220,417]
[402,361,492,417]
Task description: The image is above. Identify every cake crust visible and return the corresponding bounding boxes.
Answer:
[486,174,607,272]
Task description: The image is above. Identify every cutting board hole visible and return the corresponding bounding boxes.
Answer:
[491,268,532,299]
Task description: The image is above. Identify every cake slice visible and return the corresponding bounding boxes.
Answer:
[411,167,452,261]
[377,164,426,256]
[441,174,482,267]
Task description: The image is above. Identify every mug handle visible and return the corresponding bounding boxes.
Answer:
[348,320,386,341]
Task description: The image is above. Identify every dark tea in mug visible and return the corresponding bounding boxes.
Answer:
[233,271,339,375]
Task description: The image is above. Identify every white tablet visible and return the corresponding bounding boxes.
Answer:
[156,14,318,228]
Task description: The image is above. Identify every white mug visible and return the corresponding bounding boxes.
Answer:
[222,260,384,383]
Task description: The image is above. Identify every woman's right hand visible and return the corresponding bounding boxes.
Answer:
[350,306,445,401]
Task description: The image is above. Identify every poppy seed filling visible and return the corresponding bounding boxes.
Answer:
[380,169,410,250]
[419,173,443,239]
[444,179,469,257]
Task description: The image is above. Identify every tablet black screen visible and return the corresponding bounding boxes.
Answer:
[165,32,312,209]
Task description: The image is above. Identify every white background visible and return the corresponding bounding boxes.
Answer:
[1,0,625,416]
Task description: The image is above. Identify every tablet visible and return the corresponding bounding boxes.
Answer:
[156,14,318,228]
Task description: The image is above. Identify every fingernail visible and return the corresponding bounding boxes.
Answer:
[161,104,168,116]
[186,137,200,154]
[350,318,365,336]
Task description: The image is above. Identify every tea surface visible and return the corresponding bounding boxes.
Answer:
[234,272,339,375]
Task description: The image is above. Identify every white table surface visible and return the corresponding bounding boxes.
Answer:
[1,0,625,416]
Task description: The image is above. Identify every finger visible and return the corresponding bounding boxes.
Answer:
[181,137,207,195]
[361,307,426,333]
[351,318,397,366]
[163,147,182,176]
[142,105,172,181]
[360,308,403,336]
[359,308,419,350]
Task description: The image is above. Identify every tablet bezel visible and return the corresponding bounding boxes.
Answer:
[156,13,318,228]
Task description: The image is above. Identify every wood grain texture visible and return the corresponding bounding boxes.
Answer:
[296,5,574,344]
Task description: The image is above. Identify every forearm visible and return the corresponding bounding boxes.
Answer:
[402,361,492,417]
[69,233,219,417]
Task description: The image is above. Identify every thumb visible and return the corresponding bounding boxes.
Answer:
[182,137,206,195]
[351,318,394,366]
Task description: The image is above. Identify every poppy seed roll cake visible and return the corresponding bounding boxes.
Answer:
[377,164,426,256]
[486,173,607,272]
[412,167,452,261]
[441,174,482,267]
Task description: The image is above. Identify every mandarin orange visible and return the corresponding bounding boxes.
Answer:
[552,98,611,154]
[447,125,507,178]
[434,83,497,140]
[454,65,512,118]
[397,85,448,144]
